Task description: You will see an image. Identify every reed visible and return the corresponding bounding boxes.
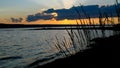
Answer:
[115,0,120,23]
[66,29,77,53]
[51,1,120,58]
[54,36,68,57]
[62,36,72,55]
[73,5,90,45]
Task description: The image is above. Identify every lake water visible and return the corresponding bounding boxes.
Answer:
[0,28,74,68]
[0,28,115,68]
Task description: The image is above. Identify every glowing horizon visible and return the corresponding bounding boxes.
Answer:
[1,17,119,25]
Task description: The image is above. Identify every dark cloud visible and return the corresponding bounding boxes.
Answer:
[11,18,23,23]
[26,4,119,22]
[26,13,54,22]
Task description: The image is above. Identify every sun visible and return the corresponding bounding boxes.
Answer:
[31,0,78,9]
[62,0,76,8]
[51,12,58,17]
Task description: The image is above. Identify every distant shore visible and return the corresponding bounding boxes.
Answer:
[0,23,120,31]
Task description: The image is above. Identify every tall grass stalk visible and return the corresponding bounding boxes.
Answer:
[73,6,90,45]
[66,29,77,53]
[54,36,68,57]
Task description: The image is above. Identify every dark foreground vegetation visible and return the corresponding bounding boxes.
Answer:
[27,1,120,68]
[35,34,120,68]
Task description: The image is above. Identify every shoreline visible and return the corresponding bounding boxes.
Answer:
[27,34,120,68]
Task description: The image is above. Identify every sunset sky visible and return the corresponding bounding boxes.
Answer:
[0,0,119,24]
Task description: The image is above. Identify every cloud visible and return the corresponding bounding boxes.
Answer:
[26,4,118,22]
[11,18,23,23]
[26,12,55,22]
[43,5,99,20]
[26,8,81,22]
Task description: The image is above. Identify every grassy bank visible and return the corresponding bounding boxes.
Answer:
[36,34,120,68]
